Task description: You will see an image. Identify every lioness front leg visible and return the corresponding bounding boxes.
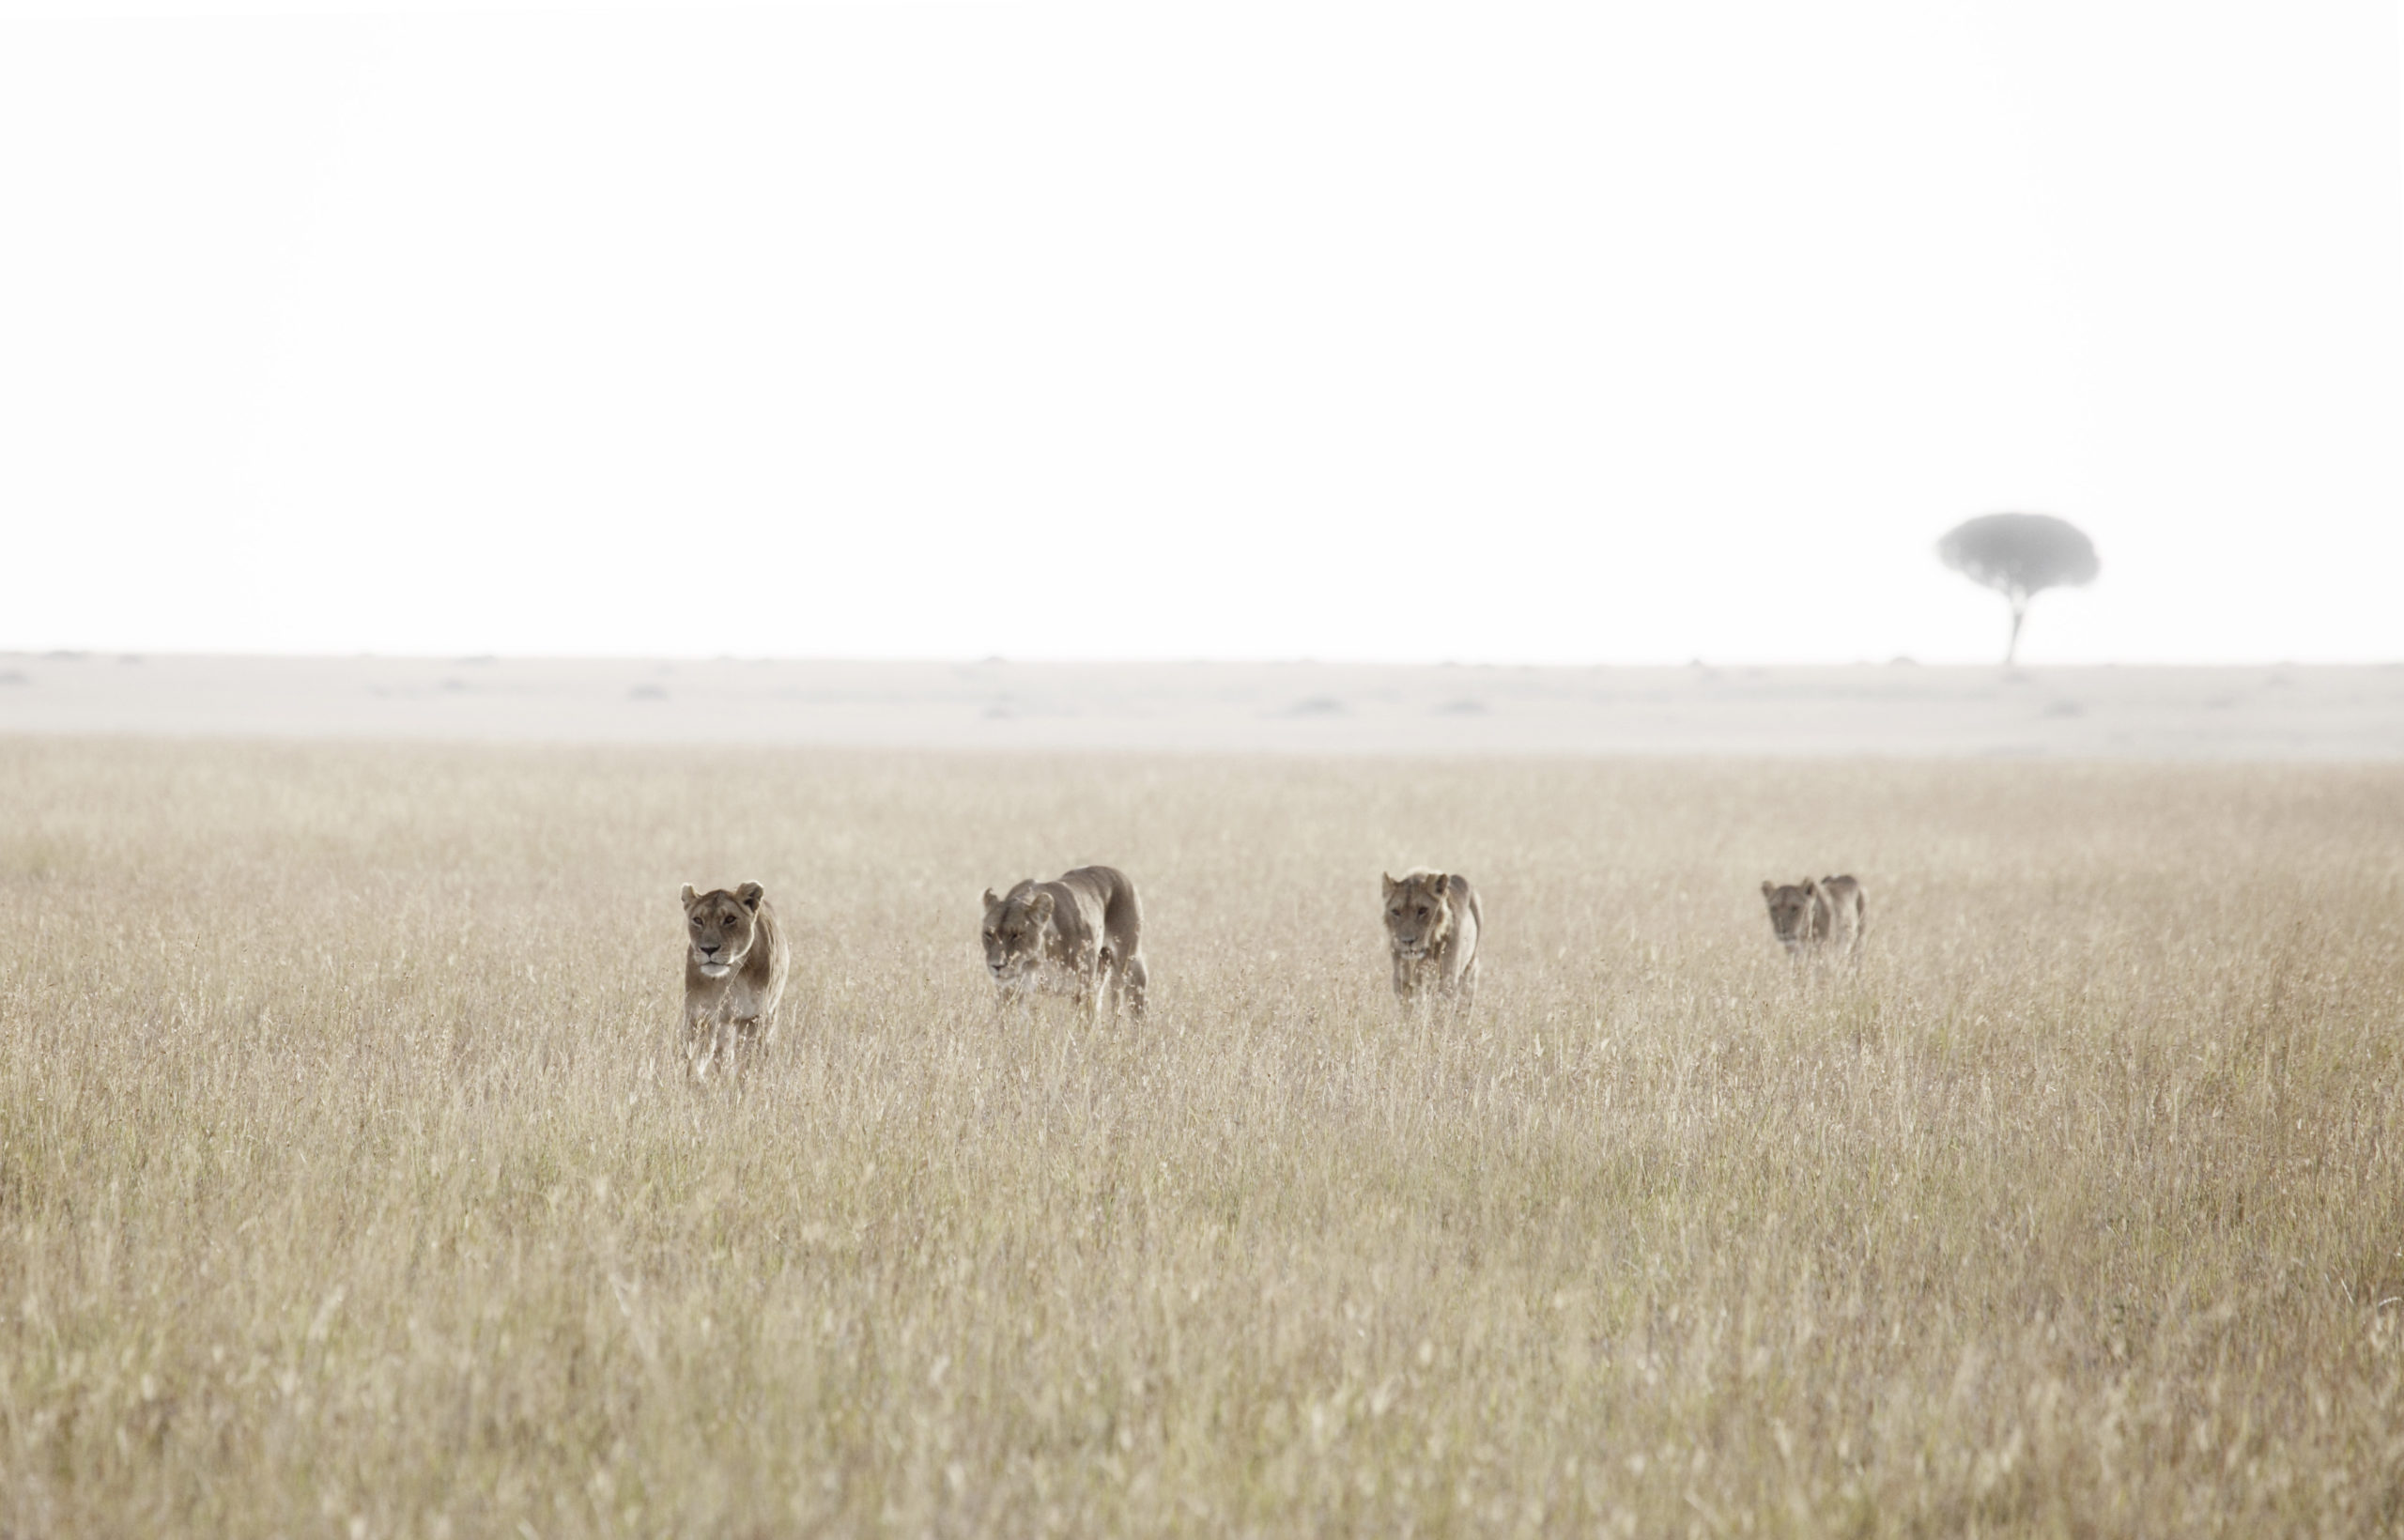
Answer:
[1067,961,1105,1026]
[1066,941,1107,1026]
[687,1011,738,1083]
[730,1013,765,1073]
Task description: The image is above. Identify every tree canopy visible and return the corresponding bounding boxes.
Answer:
[1936,513,2099,664]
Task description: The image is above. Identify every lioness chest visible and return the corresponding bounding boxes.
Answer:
[1392,912,1476,984]
[686,963,770,1022]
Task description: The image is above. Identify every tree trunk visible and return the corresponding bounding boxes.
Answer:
[2005,593,2027,666]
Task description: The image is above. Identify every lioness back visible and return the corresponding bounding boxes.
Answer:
[1818,874,1866,956]
[1382,868,1481,1014]
[679,881,792,1080]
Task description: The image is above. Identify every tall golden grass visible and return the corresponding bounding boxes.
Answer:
[2,739,2399,1535]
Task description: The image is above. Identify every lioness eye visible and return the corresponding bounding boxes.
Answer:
[1416,906,1428,918]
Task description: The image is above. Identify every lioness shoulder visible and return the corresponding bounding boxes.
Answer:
[680,881,791,1079]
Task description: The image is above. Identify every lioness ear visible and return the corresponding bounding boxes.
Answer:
[1425,871,1447,892]
[736,882,765,910]
[1029,890,1056,918]
[1802,878,1818,895]
[1760,881,1775,897]
[1382,873,1398,896]
[981,887,1001,911]
[680,884,699,906]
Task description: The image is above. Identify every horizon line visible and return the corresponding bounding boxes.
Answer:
[5,649,2398,671]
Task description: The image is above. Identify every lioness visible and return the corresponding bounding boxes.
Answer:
[1760,875,1867,961]
[680,882,791,1080]
[1383,869,1481,1014]
[980,865,1148,1024]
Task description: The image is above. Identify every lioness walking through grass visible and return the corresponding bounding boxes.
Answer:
[680,881,790,1080]
[1383,868,1481,1017]
[1759,874,1867,962]
[980,865,1148,1024]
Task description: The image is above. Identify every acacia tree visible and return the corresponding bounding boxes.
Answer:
[1936,512,2099,665]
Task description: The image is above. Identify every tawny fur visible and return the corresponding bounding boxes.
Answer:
[680,882,791,1080]
[980,865,1148,1024]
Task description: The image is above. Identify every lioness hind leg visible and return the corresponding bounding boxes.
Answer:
[1121,954,1148,1022]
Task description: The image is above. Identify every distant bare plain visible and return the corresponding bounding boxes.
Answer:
[4,654,2401,757]
[3,660,2400,1533]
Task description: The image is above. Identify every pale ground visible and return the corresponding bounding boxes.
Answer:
[2,739,2400,1535]
[5,654,2402,757]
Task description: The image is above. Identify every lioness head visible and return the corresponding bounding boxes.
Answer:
[682,882,766,978]
[1382,870,1455,959]
[980,884,1056,987]
[1760,879,1818,950]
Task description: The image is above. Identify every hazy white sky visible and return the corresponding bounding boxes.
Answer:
[2,3,2398,663]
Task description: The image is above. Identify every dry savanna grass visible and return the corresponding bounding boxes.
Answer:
[2,739,2401,1536]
